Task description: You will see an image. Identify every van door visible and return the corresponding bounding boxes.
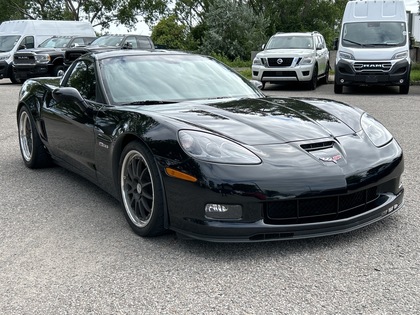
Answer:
[19,36,35,50]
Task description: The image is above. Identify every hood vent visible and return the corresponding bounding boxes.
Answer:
[301,141,334,152]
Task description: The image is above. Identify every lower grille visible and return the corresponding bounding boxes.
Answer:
[262,71,296,78]
[264,187,379,224]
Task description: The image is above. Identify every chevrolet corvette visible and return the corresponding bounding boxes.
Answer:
[17,50,404,242]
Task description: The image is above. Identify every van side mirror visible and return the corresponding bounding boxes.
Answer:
[333,38,339,50]
[18,45,26,50]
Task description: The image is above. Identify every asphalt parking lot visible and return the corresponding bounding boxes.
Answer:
[0,80,419,314]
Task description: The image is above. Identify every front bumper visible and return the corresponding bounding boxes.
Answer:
[163,138,404,242]
[334,59,410,86]
[171,191,403,242]
[13,64,50,80]
[252,64,314,83]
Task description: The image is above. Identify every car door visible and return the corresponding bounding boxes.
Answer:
[40,59,102,180]
[315,35,328,74]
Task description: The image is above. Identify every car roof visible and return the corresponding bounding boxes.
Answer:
[88,49,189,61]
[272,32,319,37]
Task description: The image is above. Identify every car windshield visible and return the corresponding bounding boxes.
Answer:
[266,36,313,50]
[91,36,124,47]
[342,22,406,47]
[38,37,72,48]
[0,35,20,52]
[100,54,262,104]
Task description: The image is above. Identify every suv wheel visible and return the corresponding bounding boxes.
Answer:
[307,65,318,90]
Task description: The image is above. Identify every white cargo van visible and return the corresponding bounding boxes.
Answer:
[334,0,411,94]
[0,20,95,83]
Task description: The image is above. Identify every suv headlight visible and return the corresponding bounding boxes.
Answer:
[178,130,261,164]
[300,56,315,65]
[253,57,262,65]
[392,51,408,60]
[361,113,393,147]
[34,54,51,63]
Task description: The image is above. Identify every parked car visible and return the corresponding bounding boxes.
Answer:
[17,50,404,242]
[252,31,330,90]
[0,20,95,83]
[63,34,154,69]
[13,36,96,80]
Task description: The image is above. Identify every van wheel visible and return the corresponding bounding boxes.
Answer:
[399,82,409,94]
[334,83,343,94]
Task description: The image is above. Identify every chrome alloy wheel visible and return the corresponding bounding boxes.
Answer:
[18,110,33,162]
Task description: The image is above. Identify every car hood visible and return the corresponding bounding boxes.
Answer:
[15,48,64,54]
[140,97,361,146]
[256,49,314,58]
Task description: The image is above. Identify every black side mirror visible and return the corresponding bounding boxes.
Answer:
[52,87,85,105]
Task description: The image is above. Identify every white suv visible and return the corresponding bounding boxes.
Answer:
[252,32,330,90]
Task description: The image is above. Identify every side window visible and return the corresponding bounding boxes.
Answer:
[66,60,96,101]
[138,37,153,49]
[125,36,138,48]
[22,36,34,49]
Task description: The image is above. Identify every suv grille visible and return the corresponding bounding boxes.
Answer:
[264,187,379,224]
[267,58,294,67]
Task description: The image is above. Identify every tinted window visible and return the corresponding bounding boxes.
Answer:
[66,61,96,100]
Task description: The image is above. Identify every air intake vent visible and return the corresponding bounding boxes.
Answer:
[301,141,334,152]
[353,62,392,72]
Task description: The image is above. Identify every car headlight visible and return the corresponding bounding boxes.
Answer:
[300,56,315,65]
[34,54,51,63]
[392,50,408,60]
[361,113,393,147]
[253,57,262,65]
[339,51,355,60]
[178,130,261,164]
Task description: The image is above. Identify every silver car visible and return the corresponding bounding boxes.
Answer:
[252,32,330,90]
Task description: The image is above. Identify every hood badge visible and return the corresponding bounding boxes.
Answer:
[319,155,342,164]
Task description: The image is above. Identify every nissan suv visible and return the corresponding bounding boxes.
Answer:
[252,32,330,90]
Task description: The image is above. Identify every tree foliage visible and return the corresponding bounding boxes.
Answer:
[199,0,268,60]
[0,0,168,30]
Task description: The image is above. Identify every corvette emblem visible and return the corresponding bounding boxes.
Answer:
[276,58,283,65]
[319,155,342,164]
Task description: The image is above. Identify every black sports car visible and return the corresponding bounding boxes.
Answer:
[17,50,404,242]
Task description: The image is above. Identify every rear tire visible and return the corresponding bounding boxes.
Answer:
[18,106,52,168]
[119,141,165,237]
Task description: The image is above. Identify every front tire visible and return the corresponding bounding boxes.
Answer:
[18,106,52,168]
[119,141,165,237]
[399,82,409,94]
[307,65,318,90]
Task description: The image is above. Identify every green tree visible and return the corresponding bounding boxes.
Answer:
[199,0,268,60]
[0,0,169,30]
[151,15,189,49]
[247,0,348,49]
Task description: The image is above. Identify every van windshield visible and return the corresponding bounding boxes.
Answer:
[342,22,406,47]
[0,35,20,52]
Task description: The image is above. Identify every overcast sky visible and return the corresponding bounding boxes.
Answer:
[405,0,419,12]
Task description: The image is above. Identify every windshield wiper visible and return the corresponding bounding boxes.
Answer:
[342,38,365,46]
[122,100,178,105]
